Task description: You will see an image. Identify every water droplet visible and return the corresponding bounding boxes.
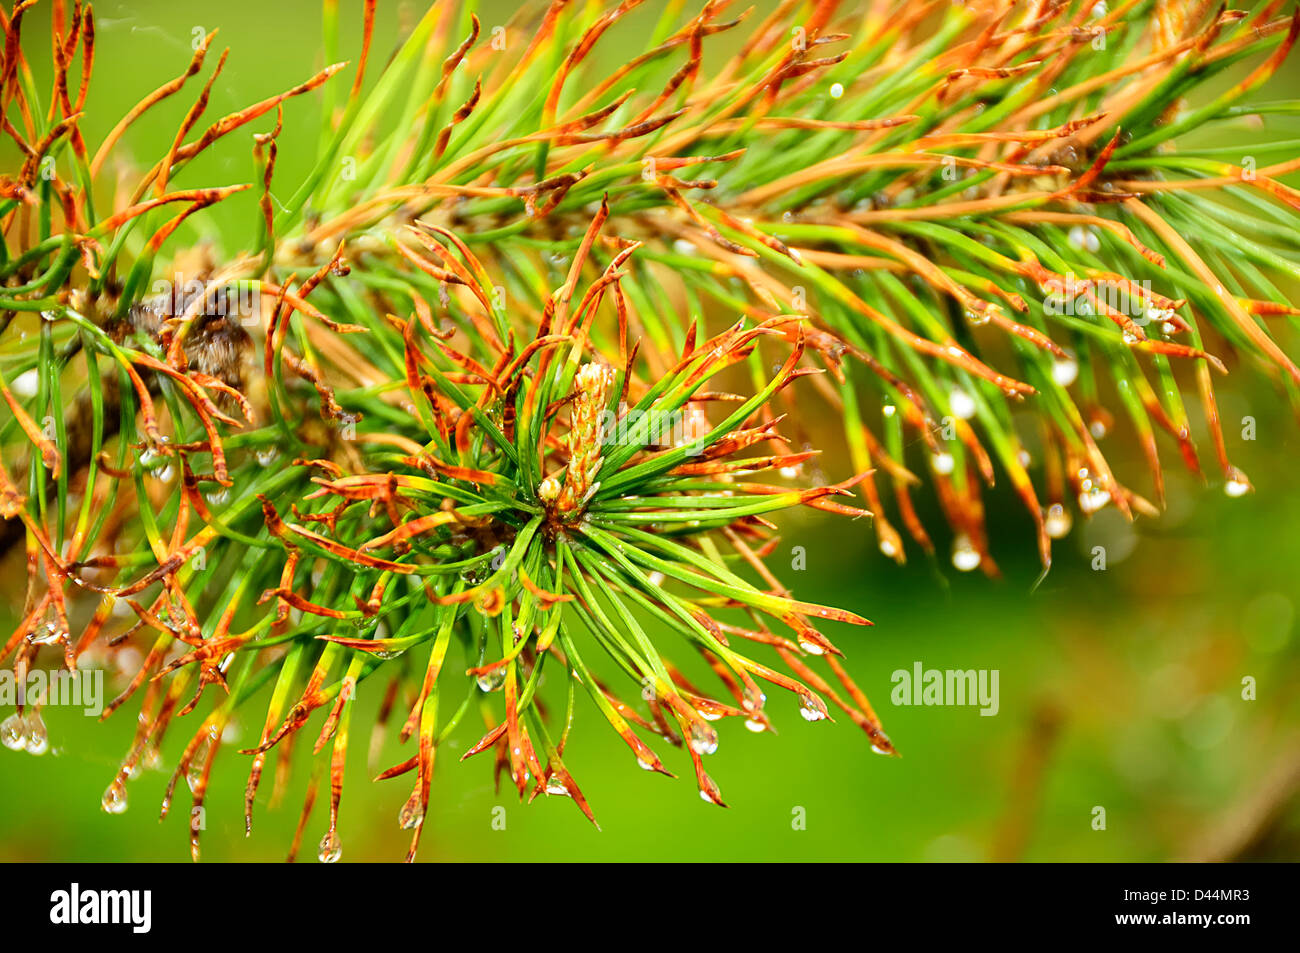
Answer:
[317,831,342,863]
[799,695,828,722]
[829,82,844,99]
[12,369,39,399]
[398,796,423,829]
[870,743,892,755]
[636,757,655,771]
[879,538,898,558]
[204,486,230,506]
[28,620,65,645]
[688,722,719,756]
[1078,487,1111,514]
[951,535,981,572]
[1051,352,1078,387]
[797,637,825,656]
[101,780,128,814]
[23,711,47,755]
[744,718,766,733]
[1044,503,1072,539]
[881,403,896,418]
[1224,468,1252,498]
[1067,225,1087,250]
[255,447,279,467]
[931,451,955,475]
[741,686,766,712]
[963,308,990,327]
[545,776,571,796]
[142,744,163,772]
[949,388,976,420]
[1,714,28,751]
[475,668,505,693]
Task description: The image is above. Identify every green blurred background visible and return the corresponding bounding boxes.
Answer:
[1,1,1298,862]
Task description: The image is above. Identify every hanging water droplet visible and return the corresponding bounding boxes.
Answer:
[317,831,342,863]
[879,538,899,558]
[949,387,976,420]
[12,368,39,399]
[829,82,844,99]
[1067,225,1087,250]
[688,722,719,756]
[1044,503,1072,539]
[636,757,655,771]
[1078,487,1111,514]
[204,486,230,506]
[931,451,955,475]
[142,744,163,772]
[350,614,378,632]
[1224,468,1252,498]
[799,695,828,722]
[398,796,424,830]
[741,686,766,712]
[545,775,571,796]
[1,714,28,750]
[881,403,896,418]
[744,718,765,733]
[951,535,981,572]
[23,711,47,755]
[28,620,65,645]
[870,743,893,755]
[255,447,279,467]
[475,668,505,693]
[101,779,128,814]
[797,636,825,656]
[1051,352,1078,387]
[963,308,990,327]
